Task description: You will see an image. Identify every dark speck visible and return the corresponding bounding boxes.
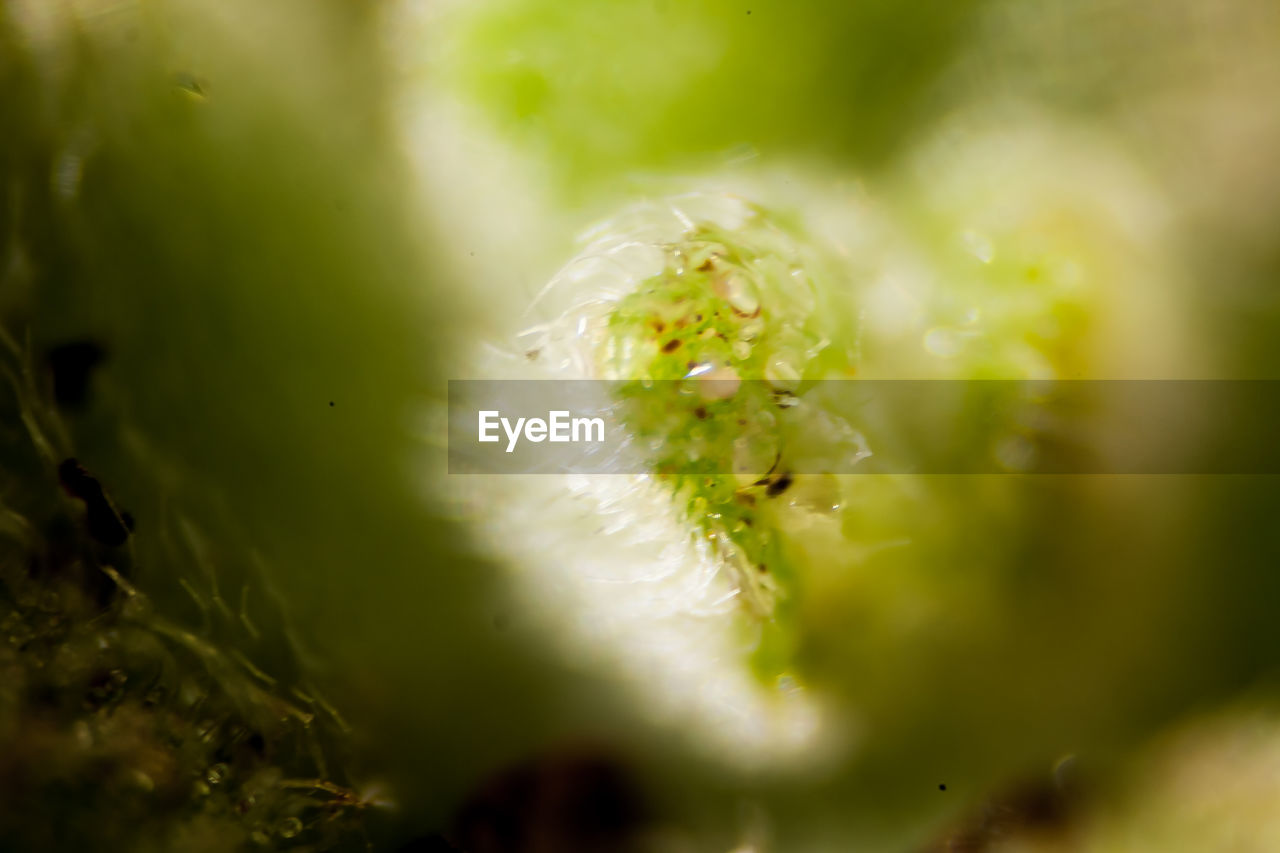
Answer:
[452,749,647,853]
[58,458,131,547]
[329,401,335,407]
[939,783,947,792]
[766,472,793,497]
[662,339,682,353]
[46,340,106,410]
[693,406,708,419]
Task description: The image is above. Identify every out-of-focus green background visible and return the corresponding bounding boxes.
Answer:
[3,0,1280,850]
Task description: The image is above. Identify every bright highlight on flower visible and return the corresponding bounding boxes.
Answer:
[457,194,848,767]
[597,214,862,680]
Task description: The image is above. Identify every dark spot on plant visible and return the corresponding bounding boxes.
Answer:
[766,473,793,497]
[58,458,132,547]
[451,748,649,853]
[46,340,106,410]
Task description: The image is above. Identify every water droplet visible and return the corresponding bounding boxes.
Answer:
[206,763,229,786]
[685,241,726,271]
[276,817,303,839]
[787,474,843,514]
[765,358,801,389]
[718,271,760,317]
[923,327,966,357]
[699,367,741,400]
[739,317,765,341]
[732,340,752,361]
